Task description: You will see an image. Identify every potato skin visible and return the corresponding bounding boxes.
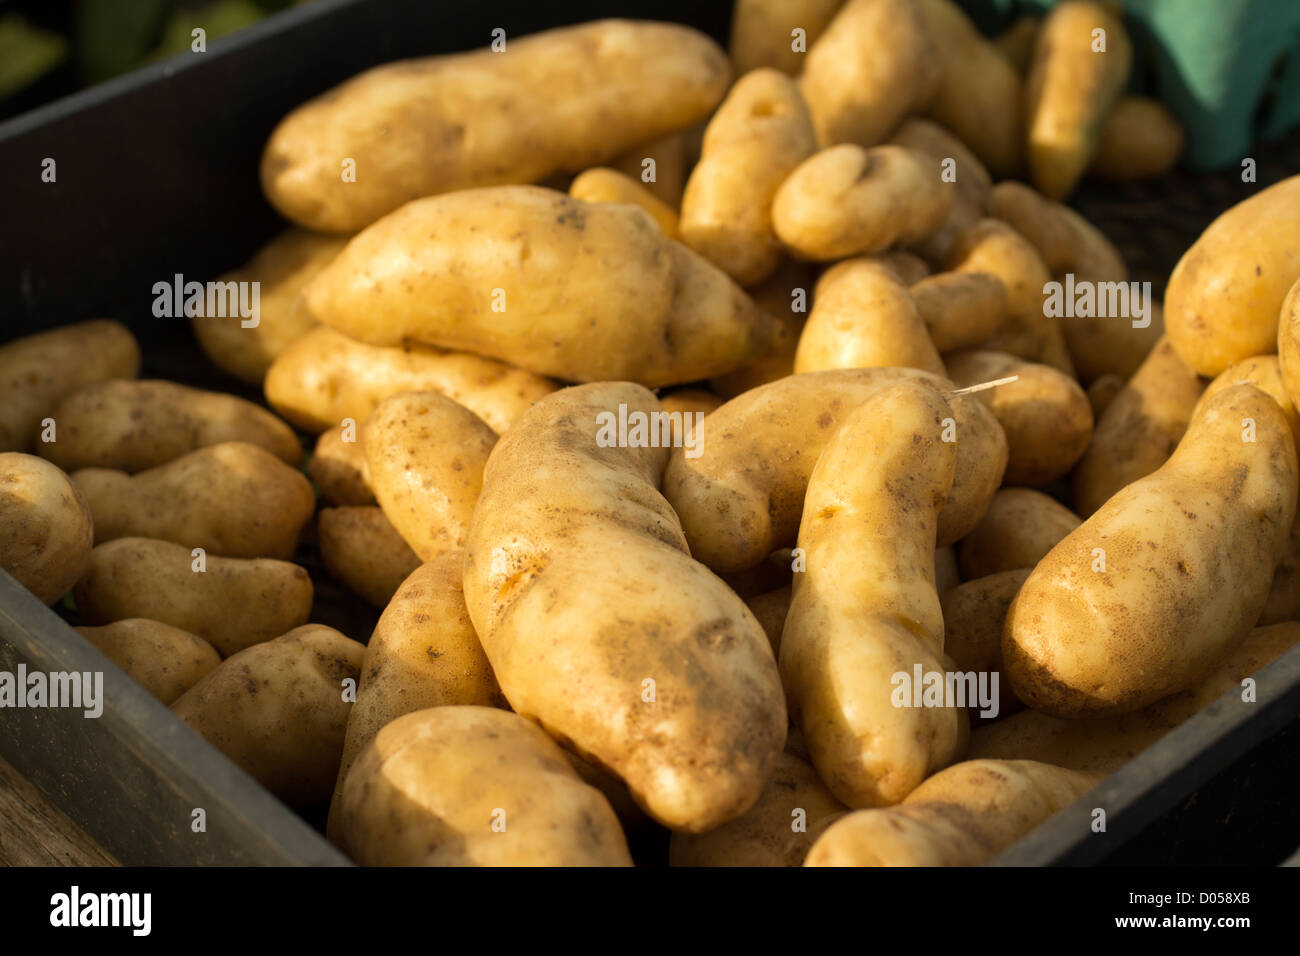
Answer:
[0,453,93,605]
[781,382,967,807]
[261,19,730,233]
[1089,95,1184,181]
[336,707,632,866]
[957,488,1081,580]
[911,272,1006,354]
[318,506,420,608]
[74,537,312,657]
[463,383,786,833]
[72,442,314,560]
[940,569,1031,718]
[804,759,1099,866]
[729,0,843,76]
[1166,175,1300,376]
[0,320,140,452]
[41,380,301,473]
[305,186,771,387]
[569,167,680,237]
[173,625,364,808]
[266,326,556,436]
[664,368,1007,573]
[1086,373,1124,419]
[1006,384,1298,717]
[190,229,346,384]
[76,619,220,705]
[1280,277,1300,415]
[308,424,373,506]
[659,389,724,418]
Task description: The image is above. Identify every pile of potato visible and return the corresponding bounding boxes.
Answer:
[4,0,1300,867]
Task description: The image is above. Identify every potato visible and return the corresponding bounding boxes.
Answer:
[1086,373,1124,418]
[0,453,93,605]
[1261,519,1300,626]
[363,391,497,561]
[679,69,818,286]
[781,381,967,807]
[972,623,1300,773]
[72,442,314,560]
[944,350,1092,486]
[947,219,1074,375]
[772,145,953,261]
[664,367,1007,573]
[266,327,556,435]
[940,569,1031,717]
[1089,96,1184,181]
[1024,0,1132,200]
[609,130,689,207]
[957,488,1082,579]
[911,273,1006,353]
[463,383,786,832]
[995,16,1039,73]
[304,187,772,387]
[189,229,346,384]
[792,259,946,376]
[935,544,960,595]
[261,20,730,233]
[876,250,933,285]
[669,752,846,866]
[1006,384,1298,717]
[745,587,792,657]
[718,549,796,600]
[335,707,632,866]
[318,507,421,608]
[0,320,140,452]
[1279,276,1300,412]
[659,389,723,418]
[75,619,220,705]
[1071,336,1204,516]
[804,759,1099,866]
[307,424,373,506]
[40,380,300,473]
[889,119,991,208]
[1166,175,1300,376]
[172,625,363,808]
[915,0,1023,177]
[568,167,680,237]
[729,0,843,76]
[327,552,503,837]
[74,537,312,657]
[710,259,815,397]
[799,0,939,147]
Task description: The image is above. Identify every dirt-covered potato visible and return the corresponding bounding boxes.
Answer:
[318,507,421,608]
[74,537,312,657]
[0,320,140,453]
[76,619,220,705]
[172,625,364,808]
[957,488,1082,580]
[40,380,300,473]
[71,442,314,559]
[568,167,680,237]
[0,453,93,605]
[307,424,374,506]
[335,707,632,866]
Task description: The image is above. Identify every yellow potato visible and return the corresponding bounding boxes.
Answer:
[729,0,844,76]
[75,619,220,705]
[1260,519,1300,625]
[772,144,954,261]
[792,259,946,376]
[307,424,373,506]
[40,380,300,473]
[75,538,312,657]
[1024,0,1132,199]
[987,181,1126,282]
[327,552,503,837]
[72,442,314,559]
[463,383,786,832]
[363,391,496,561]
[0,320,140,452]
[190,229,347,384]
[679,69,818,286]
[957,488,1082,579]
[1006,384,1298,717]
[1279,276,1300,412]
[709,259,815,397]
[781,381,968,807]
[1166,175,1300,376]
[173,625,364,808]
[1089,95,1184,181]
[935,544,960,595]
[911,272,1006,353]
[668,752,847,866]
[658,389,723,418]
[995,16,1040,73]
[1086,373,1124,418]
[305,186,771,387]
[972,623,1300,773]
[261,20,730,232]
[335,706,632,866]
[745,586,792,657]
[875,250,933,285]
[318,506,421,608]
[1071,336,1204,516]
[664,367,1008,572]
[0,453,93,605]
[940,569,1031,717]
[609,130,689,207]
[804,759,1099,866]
[569,167,680,237]
[944,350,1092,486]
[916,0,1023,177]
[799,0,939,147]
[265,326,557,435]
